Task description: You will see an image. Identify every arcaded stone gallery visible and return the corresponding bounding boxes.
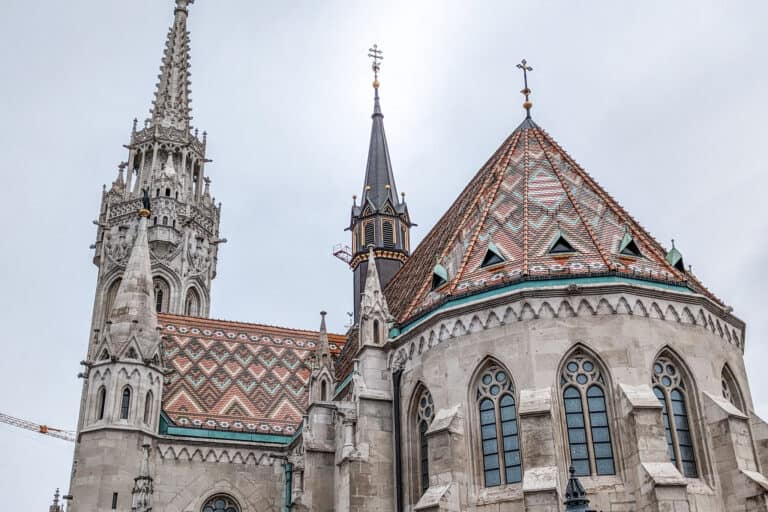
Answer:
[66,1,768,511]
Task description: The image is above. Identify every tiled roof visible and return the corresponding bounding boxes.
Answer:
[384,118,721,324]
[158,313,345,435]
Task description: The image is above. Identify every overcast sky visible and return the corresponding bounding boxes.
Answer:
[1,0,767,508]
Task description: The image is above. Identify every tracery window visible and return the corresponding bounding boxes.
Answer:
[721,365,744,412]
[476,363,521,486]
[560,353,615,476]
[416,388,435,495]
[120,387,131,420]
[653,356,698,478]
[202,495,240,512]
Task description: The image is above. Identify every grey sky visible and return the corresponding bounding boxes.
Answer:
[1,0,766,508]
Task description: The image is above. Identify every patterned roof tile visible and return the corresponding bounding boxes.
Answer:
[159,313,345,434]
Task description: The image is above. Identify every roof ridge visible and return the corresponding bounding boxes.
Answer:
[399,130,523,320]
[158,313,347,339]
[448,129,525,294]
[383,129,522,301]
[530,126,612,269]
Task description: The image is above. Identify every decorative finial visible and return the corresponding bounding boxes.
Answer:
[353,194,357,206]
[132,118,138,133]
[671,238,676,248]
[368,44,383,90]
[140,188,151,217]
[516,58,534,118]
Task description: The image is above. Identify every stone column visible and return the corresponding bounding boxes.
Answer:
[518,387,560,510]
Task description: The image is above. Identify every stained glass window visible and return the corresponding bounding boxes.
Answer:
[560,353,615,476]
[202,495,239,512]
[476,364,521,486]
[653,356,698,478]
[416,388,434,495]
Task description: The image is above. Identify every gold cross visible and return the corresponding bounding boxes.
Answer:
[368,44,383,81]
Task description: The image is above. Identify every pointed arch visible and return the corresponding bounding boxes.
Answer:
[143,390,154,425]
[103,277,122,324]
[558,344,616,476]
[407,383,435,501]
[119,386,132,420]
[153,276,171,313]
[184,287,201,316]
[721,363,745,412]
[651,348,700,478]
[96,386,107,421]
[320,379,328,401]
[470,357,522,487]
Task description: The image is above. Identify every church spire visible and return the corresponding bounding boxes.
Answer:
[150,0,195,131]
[106,206,160,357]
[360,44,399,210]
[349,45,413,321]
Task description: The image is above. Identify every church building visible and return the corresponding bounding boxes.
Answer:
[66,1,768,511]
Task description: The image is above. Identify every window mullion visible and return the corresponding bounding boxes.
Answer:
[581,391,596,475]
[666,390,684,474]
[494,397,506,485]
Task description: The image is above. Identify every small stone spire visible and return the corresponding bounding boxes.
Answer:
[361,247,390,320]
[563,466,594,512]
[150,0,195,130]
[107,208,160,357]
[131,444,154,512]
[49,489,63,512]
[317,311,331,365]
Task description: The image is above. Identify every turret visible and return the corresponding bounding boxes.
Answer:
[348,45,413,321]
[308,311,336,403]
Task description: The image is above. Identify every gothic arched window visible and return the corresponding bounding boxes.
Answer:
[153,277,170,313]
[96,386,107,420]
[120,387,131,420]
[415,388,435,495]
[373,319,381,345]
[202,495,240,512]
[144,390,153,424]
[320,380,328,401]
[653,355,698,478]
[185,288,201,316]
[721,364,745,412]
[104,278,122,324]
[560,352,615,476]
[475,363,522,487]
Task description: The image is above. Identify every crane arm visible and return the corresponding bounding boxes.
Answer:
[0,412,75,443]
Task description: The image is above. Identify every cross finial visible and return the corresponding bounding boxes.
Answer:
[368,44,383,89]
[516,58,534,118]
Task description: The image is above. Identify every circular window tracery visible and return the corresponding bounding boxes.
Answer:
[202,495,240,512]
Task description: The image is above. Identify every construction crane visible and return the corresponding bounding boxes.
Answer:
[0,412,75,443]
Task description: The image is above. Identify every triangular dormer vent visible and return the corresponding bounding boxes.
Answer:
[432,262,448,290]
[619,229,642,258]
[549,232,576,255]
[481,241,505,268]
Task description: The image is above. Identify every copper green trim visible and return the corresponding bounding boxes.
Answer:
[159,410,293,444]
[395,274,694,337]
[334,372,354,397]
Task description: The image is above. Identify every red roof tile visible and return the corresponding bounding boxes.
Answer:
[158,313,345,434]
[384,119,721,323]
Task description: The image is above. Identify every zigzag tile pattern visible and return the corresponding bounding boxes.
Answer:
[158,314,345,434]
[384,119,721,323]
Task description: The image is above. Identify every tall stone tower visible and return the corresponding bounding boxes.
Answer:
[90,0,221,341]
[68,1,219,509]
[348,46,413,321]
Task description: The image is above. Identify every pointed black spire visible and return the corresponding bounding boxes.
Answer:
[564,466,595,512]
[348,45,414,322]
[361,80,399,210]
